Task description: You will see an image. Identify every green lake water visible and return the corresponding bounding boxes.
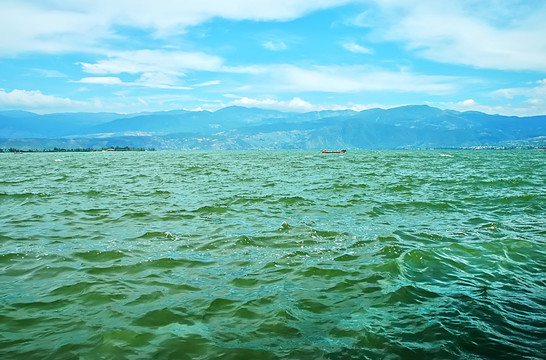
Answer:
[1,150,545,359]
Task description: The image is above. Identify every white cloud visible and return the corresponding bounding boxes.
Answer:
[493,79,546,100]
[0,1,352,55]
[75,75,192,90]
[0,88,222,114]
[223,64,460,94]
[226,96,389,113]
[0,2,111,55]
[77,50,224,89]
[222,93,241,99]
[489,79,546,115]
[194,80,221,87]
[262,40,288,51]
[461,99,477,107]
[265,65,459,94]
[0,89,85,113]
[363,0,546,71]
[77,53,461,96]
[77,77,123,85]
[192,104,221,112]
[434,80,546,115]
[80,50,223,75]
[31,69,67,78]
[342,42,373,54]
[134,73,192,90]
[437,99,508,115]
[230,97,315,112]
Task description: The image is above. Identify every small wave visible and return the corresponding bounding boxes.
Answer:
[120,211,152,219]
[82,208,109,214]
[297,266,352,279]
[162,210,196,221]
[494,193,542,204]
[204,298,240,317]
[144,257,216,269]
[11,298,71,311]
[229,194,274,205]
[49,281,96,296]
[230,277,260,288]
[73,249,126,262]
[377,245,404,259]
[369,201,456,216]
[386,184,412,192]
[311,229,348,239]
[275,196,312,205]
[386,284,441,304]
[192,205,229,214]
[133,307,194,327]
[0,191,50,199]
[295,298,330,314]
[126,291,165,306]
[83,257,215,276]
[235,235,261,247]
[74,189,103,197]
[137,231,181,240]
[333,253,359,262]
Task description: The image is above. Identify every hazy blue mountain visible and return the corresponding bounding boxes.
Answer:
[81,106,296,136]
[1,105,544,150]
[0,110,41,119]
[0,111,136,138]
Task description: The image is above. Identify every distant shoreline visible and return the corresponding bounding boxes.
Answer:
[0,146,151,153]
[1,146,544,153]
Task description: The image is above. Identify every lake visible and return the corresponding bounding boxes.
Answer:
[1,150,545,359]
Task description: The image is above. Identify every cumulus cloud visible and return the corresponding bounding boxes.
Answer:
[460,99,477,107]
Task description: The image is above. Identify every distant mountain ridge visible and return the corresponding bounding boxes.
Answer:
[1,105,545,150]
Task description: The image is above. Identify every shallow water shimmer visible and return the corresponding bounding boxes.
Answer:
[1,150,545,359]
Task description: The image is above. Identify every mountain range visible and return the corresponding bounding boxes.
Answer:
[1,105,545,150]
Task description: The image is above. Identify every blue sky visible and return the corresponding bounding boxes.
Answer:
[0,0,545,115]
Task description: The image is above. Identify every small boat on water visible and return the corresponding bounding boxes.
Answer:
[321,149,347,154]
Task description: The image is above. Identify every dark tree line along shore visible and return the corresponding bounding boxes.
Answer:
[0,146,152,153]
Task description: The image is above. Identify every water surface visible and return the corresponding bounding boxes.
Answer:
[1,150,545,359]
